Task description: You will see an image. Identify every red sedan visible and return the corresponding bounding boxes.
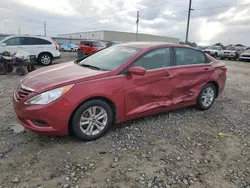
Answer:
[13,42,227,141]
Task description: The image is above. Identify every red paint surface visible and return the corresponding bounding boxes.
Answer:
[78,40,105,55]
[13,43,227,136]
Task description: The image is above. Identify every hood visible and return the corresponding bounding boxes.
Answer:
[223,50,237,53]
[21,62,109,93]
[240,52,250,55]
[203,49,217,52]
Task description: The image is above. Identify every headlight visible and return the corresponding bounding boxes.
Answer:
[25,84,74,105]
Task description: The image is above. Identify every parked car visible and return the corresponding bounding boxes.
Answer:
[105,41,123,48]
[203,45,222,58]
[78,40,106,55]
[220,46,244,60]
[195,46,207,51]
[13,42,227,141]
[239,49,250,61]
[60,43,78,52]
[0,35,60,66]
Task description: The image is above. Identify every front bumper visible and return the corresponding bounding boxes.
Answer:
[220,53,236,58]
[239,56,250,60]
[13,90,73,136]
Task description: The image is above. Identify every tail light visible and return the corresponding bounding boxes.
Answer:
[52,39,59,50]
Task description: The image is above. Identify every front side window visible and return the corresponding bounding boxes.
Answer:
[5,37,23,46]
[175,47,206,66]
[79,46,141,71]
[131,48,171,70]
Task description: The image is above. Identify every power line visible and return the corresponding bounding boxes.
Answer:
[193,3,250,10]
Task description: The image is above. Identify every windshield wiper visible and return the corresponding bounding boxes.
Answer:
[80,64,102,70]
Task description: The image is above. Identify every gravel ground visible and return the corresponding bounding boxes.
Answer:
[0,52,249,188]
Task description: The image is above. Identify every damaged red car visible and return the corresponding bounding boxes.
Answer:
[13,42,227,141]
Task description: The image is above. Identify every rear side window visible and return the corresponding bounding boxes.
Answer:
[92,42,105,47]
[80,41,91,46]
[22,37,52,45]
[174,47,206,66]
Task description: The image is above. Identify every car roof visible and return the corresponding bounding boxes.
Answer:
[117,42,184,49]
[80,40,102,42]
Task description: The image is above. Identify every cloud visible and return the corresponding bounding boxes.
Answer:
[0,0,249,46]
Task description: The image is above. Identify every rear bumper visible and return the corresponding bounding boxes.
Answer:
[53,51,61,59]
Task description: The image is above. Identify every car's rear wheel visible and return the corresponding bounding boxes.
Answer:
[38,53,52,66]
[196,83,216,110]
[71,100,113,141]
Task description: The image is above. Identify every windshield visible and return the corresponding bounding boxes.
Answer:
[79,46,141,71]
[226,46,236,50]
[245,50,250,53]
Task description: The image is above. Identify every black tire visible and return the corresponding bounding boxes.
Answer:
[38,53,52,66]
[214,53,218,59]
[71,48,74,52]
[16,66,26,76]
[27,64,36,72]
[0,65,6,75]
[62,48,65,52]
[6,64,14,73]
[196,83,216,110]
[71,100,114,141]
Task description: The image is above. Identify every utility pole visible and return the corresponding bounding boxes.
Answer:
[185,0,192,44]
[44,21,47,36]
[136,11,140,41]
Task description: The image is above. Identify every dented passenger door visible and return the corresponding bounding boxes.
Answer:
[124,47,174,117]
[171,47,214,105]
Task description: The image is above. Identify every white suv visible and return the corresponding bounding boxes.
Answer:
[0,35,61,66]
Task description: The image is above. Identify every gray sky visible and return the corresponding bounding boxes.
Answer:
[1,0,250,46]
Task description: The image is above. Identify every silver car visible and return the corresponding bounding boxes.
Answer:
[239,49,250,61]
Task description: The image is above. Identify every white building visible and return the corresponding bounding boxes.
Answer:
[58,30,179,43]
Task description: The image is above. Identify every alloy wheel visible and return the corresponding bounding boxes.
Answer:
[79,106,108,136]
[201,86,215,107]
[41,55,51,65]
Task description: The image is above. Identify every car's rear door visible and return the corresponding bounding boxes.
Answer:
[171,47,213,105]
[124,47,175,117]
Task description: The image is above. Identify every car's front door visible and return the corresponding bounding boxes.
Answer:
[124,47,175,117]
[1,37,23,54]
[171,47,213,105]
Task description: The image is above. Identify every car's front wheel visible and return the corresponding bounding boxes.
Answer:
[38,53,53,66]
[196,83,216,110]
[71,100,114,141]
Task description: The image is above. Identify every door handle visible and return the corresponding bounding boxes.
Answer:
[204,68,212,71]
[163,75,173,79]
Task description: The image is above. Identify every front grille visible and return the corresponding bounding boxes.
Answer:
[242,55,250,57]
[15,85,32,101]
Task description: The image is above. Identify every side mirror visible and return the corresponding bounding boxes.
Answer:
[127,66,146,76]
[0,43,6,46]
